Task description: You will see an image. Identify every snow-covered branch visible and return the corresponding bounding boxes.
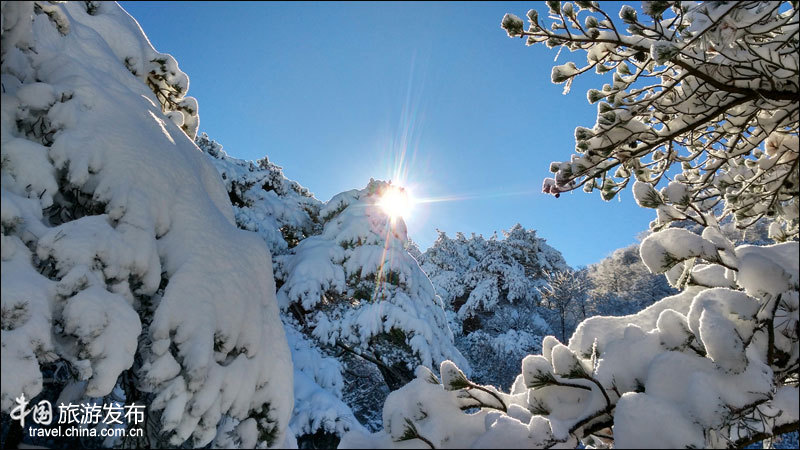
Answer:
[504,1,799,239]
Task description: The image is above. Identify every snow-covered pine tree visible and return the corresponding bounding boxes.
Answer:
[196,133,322,256]
[419,224,568,388]
[420,225,568,326]
[276,179,469,429]
[417,231,476,320]
[585,220,775,322]
[189,145,468,444]
[1,2,292,448]
[194,134,369,447]
[586,242,677,316]
[537,269,590,343]
[341,2,798,448]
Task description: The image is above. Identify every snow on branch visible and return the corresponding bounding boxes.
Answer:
[504,1,799,239]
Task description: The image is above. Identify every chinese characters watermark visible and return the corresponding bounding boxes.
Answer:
[11,394,145,430]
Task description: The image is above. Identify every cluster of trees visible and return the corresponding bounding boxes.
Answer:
[413,227,680,391]
[416,227,566,388]
[342,2,797,448]
[198,137,471,446]
[200,130,684,443]
[584,242,676,316]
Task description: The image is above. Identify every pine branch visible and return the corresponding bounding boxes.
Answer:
[464,384,508,413]
[767,293,783,367]
[334,340,405,381]
[731,420,799,449]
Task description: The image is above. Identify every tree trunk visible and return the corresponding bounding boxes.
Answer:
[376,360,413,391]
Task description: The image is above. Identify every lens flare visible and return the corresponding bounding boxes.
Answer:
[379,187,413,219]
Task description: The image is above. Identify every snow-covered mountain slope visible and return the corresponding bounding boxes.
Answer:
[1,2,292,447]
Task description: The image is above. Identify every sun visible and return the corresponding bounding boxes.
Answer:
[379,186,413,219]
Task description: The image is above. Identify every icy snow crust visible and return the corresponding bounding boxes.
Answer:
[1,2,291,447]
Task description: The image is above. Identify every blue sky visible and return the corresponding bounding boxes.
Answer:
[120,1,652,267]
